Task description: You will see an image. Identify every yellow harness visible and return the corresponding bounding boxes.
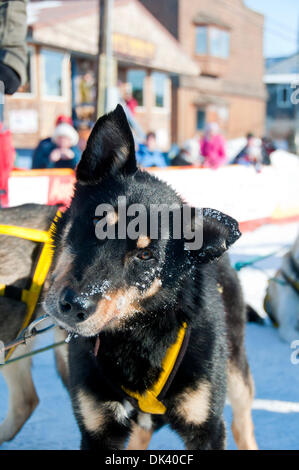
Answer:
[0,211,60,360]
[122,322,189,414]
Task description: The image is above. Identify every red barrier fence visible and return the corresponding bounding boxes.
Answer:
[6,165,299,232]
[0,124,15,207]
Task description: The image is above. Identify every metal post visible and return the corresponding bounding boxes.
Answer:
[96,0,106,118]
[96,0,114,118]
[105,0,114,113]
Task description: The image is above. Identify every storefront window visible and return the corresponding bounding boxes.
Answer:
[127,69,146,106]
[210,28,230,58]
[72,58,96,122]
[41,49,65,97]
[195,26,208,55]
[152,72,167,108]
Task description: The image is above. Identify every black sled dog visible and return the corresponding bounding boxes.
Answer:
[1,105,257,450]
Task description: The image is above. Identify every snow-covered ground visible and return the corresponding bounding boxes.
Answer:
[0,222,299,450]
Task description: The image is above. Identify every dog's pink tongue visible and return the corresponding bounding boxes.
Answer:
[94,336,100,357]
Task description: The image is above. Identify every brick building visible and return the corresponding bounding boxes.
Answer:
[5,0,198,153]
[140,0,267,143]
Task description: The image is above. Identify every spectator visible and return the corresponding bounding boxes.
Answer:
[136,132,168,168]
[261,137,276,165]
[200,123,226,169]
[233,133,262,168]
[172,139,200,166]
[79,72,95,104]
[123,84,138,116]
[32,116,81,169]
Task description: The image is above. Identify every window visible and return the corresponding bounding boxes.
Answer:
[210,27,230,58]
[152,72,167,108]
[197,109,206,130]
[127,69,146,106]
[195,26,230,59]
[195,26,208,55]
[277,85,292,108]
[41,49,65,97]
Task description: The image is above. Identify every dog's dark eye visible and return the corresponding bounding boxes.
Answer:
[137,249,153,261]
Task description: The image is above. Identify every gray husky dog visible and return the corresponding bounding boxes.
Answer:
[0,204,68,445]
[264,232,299,343]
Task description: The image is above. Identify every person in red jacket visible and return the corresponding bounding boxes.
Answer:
[200,122,227,169]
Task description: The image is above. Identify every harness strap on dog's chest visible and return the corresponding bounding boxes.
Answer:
[121,322,189,415]
[0,210,61,359]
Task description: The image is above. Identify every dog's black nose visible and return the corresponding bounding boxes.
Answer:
[59,286,90,322]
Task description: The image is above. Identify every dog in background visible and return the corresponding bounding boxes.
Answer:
[264,232,299,343]
[0,204,68,444]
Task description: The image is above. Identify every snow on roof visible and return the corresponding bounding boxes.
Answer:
[265,53,299,76]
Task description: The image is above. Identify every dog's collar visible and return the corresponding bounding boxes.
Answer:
[95,322,190,415]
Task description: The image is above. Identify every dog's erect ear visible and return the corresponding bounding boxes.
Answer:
[200,208,241,262]
[186,208,241,262]
[76,104,137,184]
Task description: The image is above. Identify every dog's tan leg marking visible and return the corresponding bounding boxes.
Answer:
[76,390,106,433]
[127,423,153,450]
[227,364,258,450]
[176,380,211,425]
[76,390,128,434]
[0,342,39,444]
[53,328,69,389]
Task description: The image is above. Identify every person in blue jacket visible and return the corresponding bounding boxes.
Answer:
[136,132,168,168]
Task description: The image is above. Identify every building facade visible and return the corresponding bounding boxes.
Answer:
[5,0,198,154]
[140,0,266,143]
[264,53,299,153]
